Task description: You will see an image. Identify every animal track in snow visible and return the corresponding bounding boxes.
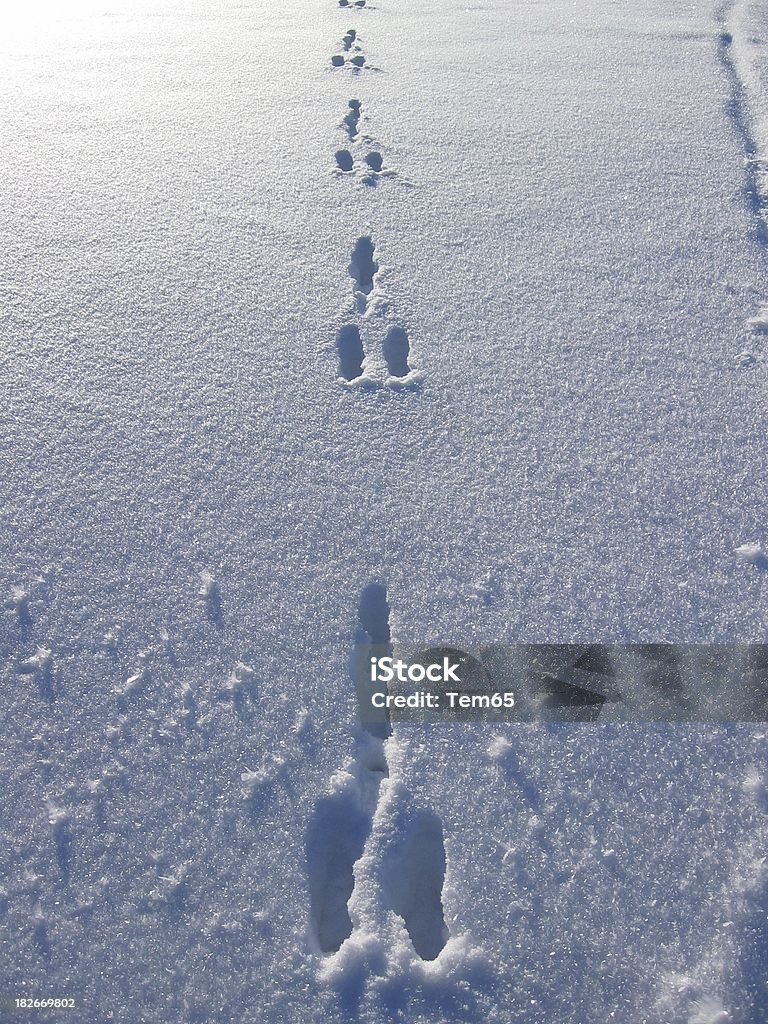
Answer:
[306,788,375,954]
[31,906,51,960]
[307,587,449,964]
[354,582,394,741]
[334,239,420,387]
[334,102,395,185]
[382,326,412,378]
[338,0,366,7]
[306,585,392,955]
[334,322,419,387]
[349,235,380,310]
[335,149,354,172]
[358,581,393,648]
[336,324,366,381]
[717,23,768,245]
[343,99,362,140]
[331,52,369,70]
[334,149,391,187]
[359,154,387,186]
[219,660,257,700]
[380,803,449,961]
[330,31,374,71]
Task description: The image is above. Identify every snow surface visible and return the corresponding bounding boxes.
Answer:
[1,0,768,1021]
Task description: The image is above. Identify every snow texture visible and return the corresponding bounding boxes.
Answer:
[1,0,768,1022]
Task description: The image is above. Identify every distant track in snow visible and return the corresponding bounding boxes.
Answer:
[716,1,768,365]
[335,148,355,172]
[716,1,768,246]
[341,28,358,52]
[342,98,362,140]
[334,145,388,185]
[333,235,420,386]
[334,98,393,186]
[331,28,373,71]
[349,235,379,305]
[331,234,417,385]
[328,8,413,393]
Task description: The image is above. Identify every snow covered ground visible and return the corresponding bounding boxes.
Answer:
[1,0,767,1020]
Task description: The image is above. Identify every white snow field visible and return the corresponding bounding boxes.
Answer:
[1,0,768,1021]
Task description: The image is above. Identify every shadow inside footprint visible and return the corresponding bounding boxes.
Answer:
[358,582,391,645]
[349,236,379,296]
[336,325,365,380]
[365,152,383,172]
[306,792,372,954]
[343,99,362,139]
[383,326,411,378]
[381,808,449,961]
[355,583,393,739]
[335,149,354,172]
